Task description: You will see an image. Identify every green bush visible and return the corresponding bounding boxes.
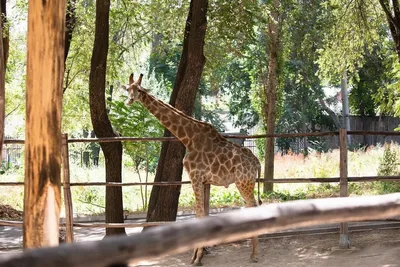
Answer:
[378,144,399,176]
[377,144,400,193]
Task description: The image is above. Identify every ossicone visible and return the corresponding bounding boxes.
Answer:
[129,73,144,86]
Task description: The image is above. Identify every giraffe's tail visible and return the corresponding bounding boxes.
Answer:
[257,164,262,206]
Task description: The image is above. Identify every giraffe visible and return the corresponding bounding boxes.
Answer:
[122,74,262,265]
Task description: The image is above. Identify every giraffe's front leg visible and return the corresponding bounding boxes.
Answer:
[189,180,206,266]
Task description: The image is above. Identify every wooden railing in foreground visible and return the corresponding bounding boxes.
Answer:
[1,193,400,267]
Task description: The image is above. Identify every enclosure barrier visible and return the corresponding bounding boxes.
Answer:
[1,130,400,247]
[0,193,399,267]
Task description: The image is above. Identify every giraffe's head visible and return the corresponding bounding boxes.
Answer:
[122,73,143,105]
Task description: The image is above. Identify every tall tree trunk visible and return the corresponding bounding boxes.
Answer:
[0,0,7,165]
[147,0,208,222]
[263,0,280,193]
[23,0,65,247]
[89,0,125,236]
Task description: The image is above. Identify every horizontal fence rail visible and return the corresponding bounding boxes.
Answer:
[0,176,400,187]
[2,176,400,187]
[4,130,400,144]
[1,194,400,267]
[0,220,172,228]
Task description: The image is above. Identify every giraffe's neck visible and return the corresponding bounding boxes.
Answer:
[137,88,211,148]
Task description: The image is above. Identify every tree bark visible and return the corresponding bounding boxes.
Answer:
[263,0,280,193]
[146,0,208,222]
[64,0,76,65]
[62,0,76,94]
[0,1,5,164]
[379,0,400,60]
[89,0,125,235]
[1,0,8,67]
[23,0,65,248]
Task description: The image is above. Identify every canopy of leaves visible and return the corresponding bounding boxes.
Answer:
[4,0,400,141]
[316,0,384,82]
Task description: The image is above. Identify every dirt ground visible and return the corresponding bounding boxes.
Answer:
[133,229,400,267]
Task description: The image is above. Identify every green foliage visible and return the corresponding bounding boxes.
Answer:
[149,37,226,131]
[316,0,384,82]
[205,0,263,74]
[275,0,336,153]
[204,0,266,132]
[374,55,400,117]
[307,139,329,154]
[62,0,95,132]
[378,144,399,176]
[348,25,397,117]
[262,190,307,202]
[349,50,381,116]
[149,43,180,90]
[255,126,266,160]
[374,144,400,193]
[210,189,244,206]
[109,98,163,173]
[218,59,260,130]
[3,2,28,137]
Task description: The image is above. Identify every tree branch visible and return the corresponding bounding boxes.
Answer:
[378,0,397,27]
[318,98,341,129]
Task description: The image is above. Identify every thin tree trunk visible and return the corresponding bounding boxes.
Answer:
[89,0,125,236]
[147,0,208,222]
[64,0,76,65]
[136,163,145,209]
[0,5,4,165]
[0,0,7,165]
[1,0,8,67]
[23,0,65,247]
[63,0,76,92]
[145,152,149,210]
[263,0,280,193]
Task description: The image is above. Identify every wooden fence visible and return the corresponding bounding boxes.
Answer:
[1,129,400,249]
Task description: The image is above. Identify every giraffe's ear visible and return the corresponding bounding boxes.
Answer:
[135,73,143,86]
[129,73,134,84]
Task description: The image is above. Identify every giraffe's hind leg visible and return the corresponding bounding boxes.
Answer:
[235,180,259,263]
[189,179,206,266]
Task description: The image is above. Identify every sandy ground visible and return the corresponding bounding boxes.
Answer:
[1,223,399,267]
[132,229,400,267]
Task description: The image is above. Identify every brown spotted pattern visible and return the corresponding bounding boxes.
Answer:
[124,75,261,265]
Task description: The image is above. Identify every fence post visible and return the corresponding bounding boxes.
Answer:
[204,184,210,216]
[61,133,74,243]
[339,128,350,248]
